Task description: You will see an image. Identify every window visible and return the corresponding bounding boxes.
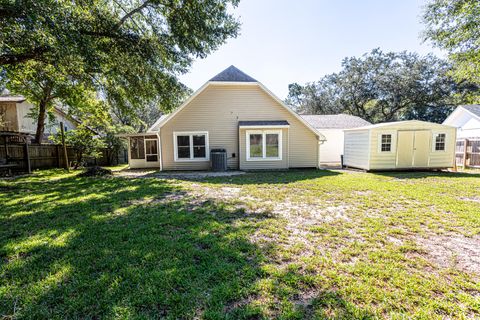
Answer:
[130,137,145,159]
[381,134,392,152]
[173,132,209,161]
[434,133,446,151]
[246,130,282,160]
[145,139,158,162]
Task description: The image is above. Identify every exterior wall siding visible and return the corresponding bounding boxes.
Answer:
[0,102,19,132]
[343,130,370,170]
[159,84,319,170]
[317,129,344,164]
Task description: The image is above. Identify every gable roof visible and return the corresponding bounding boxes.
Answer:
[301,114,371,129]
[344,120,454,131]
[148,67,324,140]
[210,65,257,82]
[462,105,480,118]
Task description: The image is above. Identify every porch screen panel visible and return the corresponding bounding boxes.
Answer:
[130,137,145,159]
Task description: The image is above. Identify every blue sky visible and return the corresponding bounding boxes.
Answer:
[180,0,442,99]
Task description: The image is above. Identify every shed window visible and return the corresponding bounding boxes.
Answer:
[246,130,282,161]
[174,132,209,161]
[434,133,446,151]
[130,137,145,159]
[145,139,158,162]
[381,134,392,152]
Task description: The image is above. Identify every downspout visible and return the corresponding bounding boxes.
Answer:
[317,135,326,169]
[157,130,163,171]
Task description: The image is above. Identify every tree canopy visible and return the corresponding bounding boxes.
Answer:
[423,0,480,93]
[0,0,240,141]
[286,49,475,123]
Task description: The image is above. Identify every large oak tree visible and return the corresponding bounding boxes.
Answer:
[0,0,240,142]
[286,49,475,123]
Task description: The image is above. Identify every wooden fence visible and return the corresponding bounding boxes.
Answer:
[456,138,480,168]
[0,143,127,172]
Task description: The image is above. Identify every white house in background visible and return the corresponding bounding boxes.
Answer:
[343,120,456,171]
[443,105,480,139]
[0,95,78,140]
[301,114,371,165]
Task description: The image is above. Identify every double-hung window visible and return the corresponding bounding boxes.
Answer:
[380,134,392,152]
[434,133,446,151]
[246,130,282,160]
[174,132,209,161]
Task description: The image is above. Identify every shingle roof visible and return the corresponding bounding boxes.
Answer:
[462,105,480,118]
[210,65,257,82]
[238,120,289,126]
[300,114,371,129]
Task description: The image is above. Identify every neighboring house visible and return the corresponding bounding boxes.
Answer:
[0,95,78,140]
[301,114,370,165]
[343,120,456,171]
[121,65,326,170]
[442,105,480,139]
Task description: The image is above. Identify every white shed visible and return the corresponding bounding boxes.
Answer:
[343,120,456,170]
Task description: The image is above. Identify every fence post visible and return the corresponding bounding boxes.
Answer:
[463,138,468,169]
[24,141,31,173]
[60,122,69,171]
[56,145,60,168]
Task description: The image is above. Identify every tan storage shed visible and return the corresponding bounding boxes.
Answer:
[343,120,456,171]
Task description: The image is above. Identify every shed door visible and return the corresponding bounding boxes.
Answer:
[412,131,430,167]
[396,131,414,167]
[396,130,430,168]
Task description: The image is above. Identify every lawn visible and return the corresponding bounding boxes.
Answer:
[1,169,479,319]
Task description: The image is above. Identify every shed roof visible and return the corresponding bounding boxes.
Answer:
[344,120,453,131]
[238,120,289,127]
[300,114,370,129]
[210,65,257,82]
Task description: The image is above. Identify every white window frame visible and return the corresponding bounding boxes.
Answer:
[144,138,159,162]
[377,132,395,153]
[432,132,447,152]
[246,129,282,161]
[173,131,209,162]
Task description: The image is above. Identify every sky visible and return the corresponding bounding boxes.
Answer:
[179,0,444,99]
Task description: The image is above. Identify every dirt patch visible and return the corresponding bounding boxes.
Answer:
[458,196,480,204]
[115,170,245,180]
[416,233,480,274]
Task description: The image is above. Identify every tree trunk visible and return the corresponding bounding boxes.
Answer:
[34,84,53,144]
[34,99,47,144]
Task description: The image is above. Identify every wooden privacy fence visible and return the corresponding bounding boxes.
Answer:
[456,138,480,168]
[0,143,127,172]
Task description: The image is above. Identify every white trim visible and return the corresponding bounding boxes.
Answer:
[239,125,290,129]
[157,131,163,171]
[173,131,210,162]
[378,132,395,153]
[245,129,282,161]
[432,131,447,152]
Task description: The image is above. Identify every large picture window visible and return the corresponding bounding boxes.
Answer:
[174,132,209,161]
[246,130,282,161]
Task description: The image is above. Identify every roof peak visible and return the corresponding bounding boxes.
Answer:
[210,65,257,82]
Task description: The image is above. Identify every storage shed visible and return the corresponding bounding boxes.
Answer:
[343,120,456,170]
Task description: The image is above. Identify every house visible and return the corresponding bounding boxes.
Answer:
[0,94,78,140]
[343,120,456,171]
[301,114,371,165]
[121,66,326,170]
[442,105,480,139]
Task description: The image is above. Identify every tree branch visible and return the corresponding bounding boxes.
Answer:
[0,47,48,65]
[115,1,151,29]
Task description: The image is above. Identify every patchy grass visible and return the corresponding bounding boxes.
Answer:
[1,169,480,319]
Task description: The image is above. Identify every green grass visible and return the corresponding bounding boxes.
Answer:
[1,169,480,319]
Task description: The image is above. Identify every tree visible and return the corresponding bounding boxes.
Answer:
[51,126,105,169]
[423,0,480,93]
[102,124,135,165]
[1,0,240,138]
[286,49,474,123]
